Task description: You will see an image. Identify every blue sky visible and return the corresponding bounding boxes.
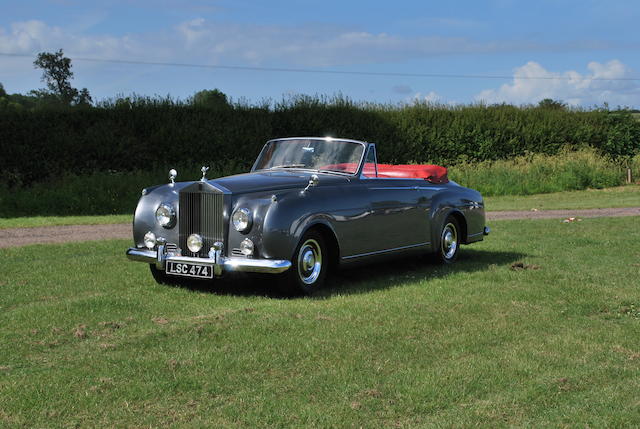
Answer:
[1,0,639,107]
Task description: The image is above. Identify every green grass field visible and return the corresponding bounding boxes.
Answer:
[1,216,639,427]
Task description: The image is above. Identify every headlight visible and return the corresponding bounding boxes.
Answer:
[144,231,156,249]
[187,233,203,253]
[232,208,252,232]
[155,203,176,228]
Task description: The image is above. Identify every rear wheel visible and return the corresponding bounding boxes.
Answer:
[435,216,460,264]
[280,231,328,295]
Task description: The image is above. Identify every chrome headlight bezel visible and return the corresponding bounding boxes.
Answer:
[232,208,252,232]
[155,203,176,229]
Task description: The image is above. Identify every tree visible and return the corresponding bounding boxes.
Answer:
[538,98,567,110]
[191,89,230,109]
[32,49,92,106]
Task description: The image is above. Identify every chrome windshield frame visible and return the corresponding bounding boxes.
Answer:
[251,137,369,177]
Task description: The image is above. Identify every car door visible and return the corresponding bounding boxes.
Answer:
[358,145,430,254]
[362,177,429,251]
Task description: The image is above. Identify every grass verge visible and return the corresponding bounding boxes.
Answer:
[1,217,639,426]
[449,149,640,196]
[0,214,131,229]
[485,185,640,211]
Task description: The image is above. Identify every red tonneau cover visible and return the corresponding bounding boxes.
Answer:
[373,164,448,183]
[322,163,449,184]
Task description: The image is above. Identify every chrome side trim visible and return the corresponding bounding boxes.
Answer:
[342,242,430,260]
[369,186,416,190]
[125,248,291,274]
[368,186,445,191]
[467,231,484,238]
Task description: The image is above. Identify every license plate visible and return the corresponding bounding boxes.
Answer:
[166,261,213,279]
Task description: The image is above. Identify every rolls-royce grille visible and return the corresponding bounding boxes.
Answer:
[179,189,224,257]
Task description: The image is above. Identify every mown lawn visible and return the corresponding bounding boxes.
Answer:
[1,217,639,427]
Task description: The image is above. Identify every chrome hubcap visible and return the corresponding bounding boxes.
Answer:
[297,239,322,285]
[441,223,458,260]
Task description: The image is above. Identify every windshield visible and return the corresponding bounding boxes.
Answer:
[253,139,366,175]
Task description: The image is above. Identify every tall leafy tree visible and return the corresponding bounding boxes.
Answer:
[32,49,92,106]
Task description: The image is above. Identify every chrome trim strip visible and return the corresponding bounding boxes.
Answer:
[342,242,430,260]
[125,248,291,274]
[416,186,445,190]
[368,186,445,191]
[369,187,416,190]
[467,231,484,238]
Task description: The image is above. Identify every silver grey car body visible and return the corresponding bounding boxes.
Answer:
[126,137,488,287]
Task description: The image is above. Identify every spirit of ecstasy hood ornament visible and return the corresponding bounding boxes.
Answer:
[200,166,210,181]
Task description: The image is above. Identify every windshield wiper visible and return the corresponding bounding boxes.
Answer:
[267,164,307,169]
[317,169,351,176]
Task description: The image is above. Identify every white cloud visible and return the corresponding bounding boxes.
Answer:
[475,60,640,107]
[412,91,442,103]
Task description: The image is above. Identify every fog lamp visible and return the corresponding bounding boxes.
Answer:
[187,233,203,253]
[143,231,156,249]
[240,238,254,256]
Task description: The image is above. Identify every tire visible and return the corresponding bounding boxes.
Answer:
[280,230,328,295]
[435,216,461,264]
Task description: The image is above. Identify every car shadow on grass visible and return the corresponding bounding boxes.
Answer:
[172,248,526,299]
[319,248,526,298]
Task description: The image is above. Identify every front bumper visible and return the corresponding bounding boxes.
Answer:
[126,246,291,276]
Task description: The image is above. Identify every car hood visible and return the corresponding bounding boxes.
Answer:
[209,170,351,194]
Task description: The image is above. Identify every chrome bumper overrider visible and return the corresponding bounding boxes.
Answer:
[126,246,291,276]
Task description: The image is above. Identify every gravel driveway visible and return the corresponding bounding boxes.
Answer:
[1,207,638,248]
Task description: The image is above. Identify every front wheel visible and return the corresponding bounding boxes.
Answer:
[280,231,328,295]
[435,216,460,264]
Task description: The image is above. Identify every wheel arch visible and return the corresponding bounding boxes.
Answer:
[448,210,468,244]
[299,221,341,272]
[431,207,469,246]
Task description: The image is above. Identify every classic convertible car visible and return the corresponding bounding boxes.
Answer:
[126,137,489,294]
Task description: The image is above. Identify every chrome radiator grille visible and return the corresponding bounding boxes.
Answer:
[179,188,224,257]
